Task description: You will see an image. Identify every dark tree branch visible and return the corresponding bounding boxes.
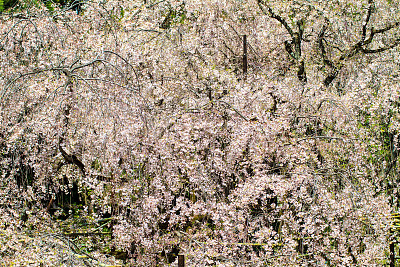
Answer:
[284,40,295,59]
[318,23,333,68]
[58,78,86,177]
[361,0,374,43]
[319,2,400,87]
[295,18,305,58]
[258,0,307,83]
[318,21,340,86]
[372,21,400,35]
[257,0,294,37]
[58,140,86,176]
[257,0,305,59]
[297,60,307,83]
[363,38,400,53]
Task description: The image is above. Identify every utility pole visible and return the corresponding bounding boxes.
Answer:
[243,35,248,75]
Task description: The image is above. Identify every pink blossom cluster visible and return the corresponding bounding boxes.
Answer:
[0,0,399,265]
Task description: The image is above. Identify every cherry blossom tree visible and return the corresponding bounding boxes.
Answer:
[1,0,400,265]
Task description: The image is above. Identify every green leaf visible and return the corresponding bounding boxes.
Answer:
[45,0,54,12]
[120,6,124,19]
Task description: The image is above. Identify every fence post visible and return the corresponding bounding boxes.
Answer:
[390,241,395,267]
[243,35,247,75]
[178,254,185,267]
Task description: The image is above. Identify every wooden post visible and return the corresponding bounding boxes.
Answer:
[178,254,185,267]
[390,241,395,267]
[243,35,248,75]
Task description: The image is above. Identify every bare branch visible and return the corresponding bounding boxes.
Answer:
[103,50,141,90]
[361,0,374,43]
[372,21,400,35]
[257,0,294,37]
[320,3,400,86]
[318,21,340,86]
[218,100,249,121]
[363,38,400,53]
[258,0,307,82]
[59,139,86,176]
[318,23,334,69]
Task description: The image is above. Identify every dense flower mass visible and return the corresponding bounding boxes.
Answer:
[1,0,400,265]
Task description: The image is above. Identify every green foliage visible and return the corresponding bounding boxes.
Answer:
[364,108,396,170]
[0,0,82,12]
[91,158,103,172]
[119,6,124,20]
[44,0,53,12]
[0,0,18,11]
[160,3,186,29]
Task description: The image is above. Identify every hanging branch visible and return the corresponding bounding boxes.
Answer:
[58,64,86,176]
